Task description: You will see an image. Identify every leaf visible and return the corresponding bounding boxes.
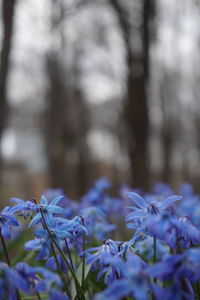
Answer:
[70,263,91,300]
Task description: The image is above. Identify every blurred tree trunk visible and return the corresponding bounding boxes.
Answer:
[45,0,90,197]
[45,55,67,190]
[45,55,90,197]
[160,70,179,183]
[0,0,16,178]
[109,0,155,189]
[160,71,171,183]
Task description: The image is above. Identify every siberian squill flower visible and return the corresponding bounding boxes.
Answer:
[17,262,64,295]
[24,229,52,260]
[178,183,200,229]
[81,177,110,206]
[28,195,66,227]
[53,216,88,240]
[49,291,69,300]
[31,266,62,293]
[45,254,70,273]
[152,247,200,277]
[95,254,149,300]
[0,262,29,299]
[80,206,116,240]
[135,235,169,261]
[146,213,200,249]
[152,283,194,300]
[43,188,77,217]
[147,248,200,299]
[0,206,20,239]
[16,262,40,294]
[152,182,174,197]
[10,198,37,219]
[85,239,119,270]
[126,192,182,222]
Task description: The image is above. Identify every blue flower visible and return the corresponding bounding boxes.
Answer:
[146,213,200,249]
[147,249,200,299]
[95,275,149,300]
[178,248,200,283]
[53,216,88,240]
[147,248,200,284]
[16,262,64,296]
[28,195,66,228]
[0,207,20,239]
[0,262,29,299]
[85,239,119,270]
[81,177,110,206]
[24,229,52,260]
[94,255,149,300]
[126,192,182,222]
[43,188,77,218]
[49,291,69,300]
[10,198,37,219]
[134,236,169,261]
[45,254,70,273]
[177,183,200,229]
[16,262,39,293]
[152,283,194,300]
[152,182,174,197]
[147,254,183,281]
[81,206,116,240]
[31,266,62,292]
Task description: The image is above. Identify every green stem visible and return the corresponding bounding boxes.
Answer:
[39,209,85,300]
[0,231,21,300]
[36,292,42,300]
[153,236,157,264]
[51,243,71,298]
[195,282,200,299]
[21,296,47,300]
[81,235,85,290]
[0,232,11,266]
[86,279,92,300]
[65,239,75,271]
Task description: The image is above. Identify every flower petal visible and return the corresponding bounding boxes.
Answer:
[127,193,147,209]
[41,195,48,205]
[10,198,24,204]
[161,195,182,210]
[28,213,41,227]
[125,210,146,221]
[50,196,64,206]
[48,205,66,214]
[1,223,11,239]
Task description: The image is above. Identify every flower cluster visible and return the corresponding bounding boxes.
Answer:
[0,179,199,300]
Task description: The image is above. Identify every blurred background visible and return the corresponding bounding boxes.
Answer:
[0,0,200,201]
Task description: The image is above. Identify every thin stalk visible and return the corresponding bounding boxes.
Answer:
[81,235,85,289]
[21,296,46,300]
[86,279,92,300]
[196,282,200,299]
[153,236,157,264]
[36,292,42,300]
[39,209,85,300]
[39,214,70,297]
[0,232,11,266]
[153,236,157,288]
[65,239,74,271]
[51,243,71,298]
[0,231,21,300]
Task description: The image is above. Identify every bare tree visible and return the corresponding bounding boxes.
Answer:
[45,0,90,197]
[0,0,16,155]
[109,0,155,189]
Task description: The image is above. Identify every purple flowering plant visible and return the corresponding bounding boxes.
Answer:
[0,177,200,300]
